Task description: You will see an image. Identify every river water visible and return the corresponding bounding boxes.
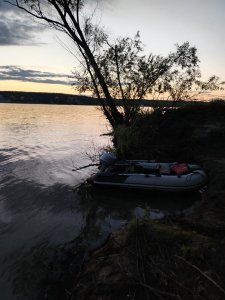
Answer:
[0,104,197,300]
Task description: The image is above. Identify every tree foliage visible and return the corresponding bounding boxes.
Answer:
[151,45,224,102]
[73,26,201,124]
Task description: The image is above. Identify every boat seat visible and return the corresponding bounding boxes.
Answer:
[159,164,171,175]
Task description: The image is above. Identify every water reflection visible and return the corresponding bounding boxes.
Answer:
[0,104,111,300]
[0,180,84,300]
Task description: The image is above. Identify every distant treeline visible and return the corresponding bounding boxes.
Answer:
[0,91,194,107]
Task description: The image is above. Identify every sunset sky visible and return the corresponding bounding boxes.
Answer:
[0,0,225,98]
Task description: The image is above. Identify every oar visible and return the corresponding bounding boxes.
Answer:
[72,163,99,171]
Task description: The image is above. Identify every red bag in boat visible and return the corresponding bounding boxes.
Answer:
[171,163,189,175]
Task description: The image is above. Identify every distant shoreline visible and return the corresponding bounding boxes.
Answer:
[0,91,202,108]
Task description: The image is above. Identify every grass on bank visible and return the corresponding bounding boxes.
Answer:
[72,218,225,300]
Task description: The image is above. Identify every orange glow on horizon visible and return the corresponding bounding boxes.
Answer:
[0,80,77,95]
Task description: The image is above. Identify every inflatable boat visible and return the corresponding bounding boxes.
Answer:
[88,152,207,192]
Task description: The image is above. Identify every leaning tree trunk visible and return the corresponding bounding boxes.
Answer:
[78,37,125,129]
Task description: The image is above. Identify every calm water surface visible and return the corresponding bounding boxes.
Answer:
[0,104,197,300]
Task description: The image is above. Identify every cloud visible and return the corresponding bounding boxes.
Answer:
[0,0,115,46]
[0,65,73,85]
[0,17,46,46]
[0,0,16,12]
[0,1,47,46]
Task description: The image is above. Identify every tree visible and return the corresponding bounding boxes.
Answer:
[7,0,200,127]
[74,35,201,124]
[151,52,224,102]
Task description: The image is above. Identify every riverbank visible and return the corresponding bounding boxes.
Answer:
[71,100,225,299]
